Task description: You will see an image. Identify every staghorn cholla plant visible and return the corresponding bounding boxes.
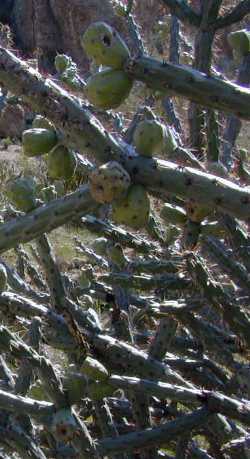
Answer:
[0,1,249,458]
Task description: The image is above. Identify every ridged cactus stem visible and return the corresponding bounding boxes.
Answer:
[0,186,97,254]
[0,387,54,420]
[222,435,250,459]
[1,260,50,303]
[160,0,201,27]
[0,326,98,457]
[221,53,250,170]
[93,399,125,459]
[202,235,250,291]
[15,245,47,291]
[36,234,92,361]
[111,285,134,343]
[148,317,178,360]
[87,332,194,388]
[96,408,211,456]
[0,355,15,390]
[80,215,159,254]
[188,1,221,153]
[162,14,182,133]
[0,48,249,220]
[186,254,250,346]
[15,245,26,278]
[146,211,166,244]
[75,238,108,269]
[124,55,250,120]
[121,155,250,222]
[36,234,67,309]
[14,317,42,433]
[206,110,220,163]
[0,325,67,407]
[0,424,47,459]
[135,293,178,457]
[98,272,191,291]
[220,215,250,271]
[108,376,250,426]
[129,258,180,274]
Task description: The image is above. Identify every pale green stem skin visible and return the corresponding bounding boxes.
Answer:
[0,424,47,459]
[96,408,210,455]
[0,186,97,254]
[0,48,250,222]
[124,55,250,120]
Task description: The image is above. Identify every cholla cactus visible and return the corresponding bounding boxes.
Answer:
[0,8,249,459]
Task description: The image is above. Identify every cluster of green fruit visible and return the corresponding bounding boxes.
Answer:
[81,22,133,109]
[5,174,59,214]
[22,116,76,177]
[6,115,78,212]
[89,161,150,229]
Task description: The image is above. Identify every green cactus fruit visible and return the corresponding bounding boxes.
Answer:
[32,115,55,131]
[133,119,166,157]
[22,128,58,157]
[160,203,187,226]
[228,29,250,57]
[54,54,72,74]
[91,237,108,256]
[81,21,130,69]
[0,264,7,293]
[89,161,131,203]
[85,69,133,110]
[80,356,108,381]
[5,176,37,212]
[47,146,77,180]
[39,185,57,202]
[112,184,150,229]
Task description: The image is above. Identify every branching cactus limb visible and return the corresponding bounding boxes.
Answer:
[1,260,50,303]
[202,235,250,291]
[1,48,250,221]
[14,317,42,434]
[185,254,250,346]
[124,55,250,120]
[0,186,98,254]
[80,215,159,254]
[220,214,250,271]
[96,408,211,456]
[0,326,98,457]
[160,0,201,27]
[162,14,182,134]
[0,423,47,459]
[93,398,126,459]
[221,53,250,170]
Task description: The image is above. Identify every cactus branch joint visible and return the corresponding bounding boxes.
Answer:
[0,47,249,238]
